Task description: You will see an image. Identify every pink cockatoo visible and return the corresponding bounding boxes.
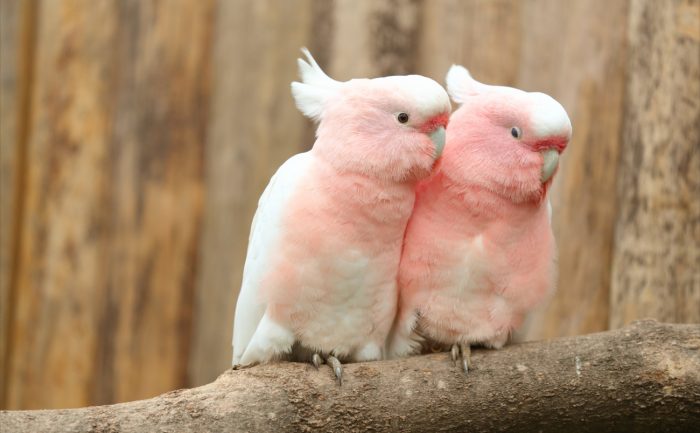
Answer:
[389,65,572,371]
[231,49,451,383]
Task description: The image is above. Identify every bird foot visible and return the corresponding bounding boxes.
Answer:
[310,353,343,385]
[311,353,323,369]
[450,343,471,373]
[326,355,344,385]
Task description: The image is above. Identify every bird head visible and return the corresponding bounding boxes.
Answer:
[291,48,451,183]
[442,65,572,203]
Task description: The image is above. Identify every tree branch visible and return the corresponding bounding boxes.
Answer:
[2,320,699,432]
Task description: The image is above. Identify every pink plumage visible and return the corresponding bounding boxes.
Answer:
[389,66,572,366]
[231,49,451,380]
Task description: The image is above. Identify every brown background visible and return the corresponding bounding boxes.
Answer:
[1,0,698,410]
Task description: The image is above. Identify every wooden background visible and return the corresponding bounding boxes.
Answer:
[0,0,698,410]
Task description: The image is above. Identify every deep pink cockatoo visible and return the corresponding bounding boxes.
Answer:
[388,65,571,371]
[231,49,451,383]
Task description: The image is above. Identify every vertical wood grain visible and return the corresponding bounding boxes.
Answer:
[7,0,121,409]
[95,0,214,405]
[0,0,37,409]
[417,0,522,85]
[610,0,700,327]
[188,0,315,386]
[0,0,18,407]
[7,0,213,409]
[331,0,422,79]
[517,0,630,340]
[0,3,20,390]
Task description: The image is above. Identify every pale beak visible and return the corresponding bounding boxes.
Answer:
[430,126,446,159]
[541,149,559,182]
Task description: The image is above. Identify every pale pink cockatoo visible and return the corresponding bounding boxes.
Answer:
[388,65,572,371]
[231,49,451,383]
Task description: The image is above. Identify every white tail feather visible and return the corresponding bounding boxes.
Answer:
[291,47,341,121]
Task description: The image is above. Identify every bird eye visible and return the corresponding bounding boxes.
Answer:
[397,112,410,124]
[511,127,522,139]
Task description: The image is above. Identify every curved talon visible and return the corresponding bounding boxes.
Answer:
[450,344,460,364]
[460,343,471,373]
[326,356,344,386]
[311,353,323,369]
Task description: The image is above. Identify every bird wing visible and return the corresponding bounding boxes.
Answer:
[231,152,312,365]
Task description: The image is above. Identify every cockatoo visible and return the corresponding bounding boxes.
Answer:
[231,49,451,384]
[389,65,571,371]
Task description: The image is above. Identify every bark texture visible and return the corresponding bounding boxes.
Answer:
[610,0,700,328]
[2,321,698,433]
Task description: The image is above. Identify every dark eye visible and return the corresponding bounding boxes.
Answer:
[397,112,410,124]
[511,127,522,139]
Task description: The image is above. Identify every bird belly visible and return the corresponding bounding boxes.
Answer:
[415,235,515,345]
[267,246,397,360]
[259,162,414,360]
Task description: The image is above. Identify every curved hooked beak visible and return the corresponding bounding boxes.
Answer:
[534,136,568,183]
[421,113,450,159]
[541,149,559,183]
[430,126,446,159]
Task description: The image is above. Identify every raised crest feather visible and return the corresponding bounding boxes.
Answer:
[445,64,487,105]
[291,48,342,122]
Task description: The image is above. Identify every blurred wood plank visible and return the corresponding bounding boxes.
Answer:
[516,0,630,340]
[331,0,422,79]
[188,0,315,386]
[0,0,36,409]
[6,0,121,409]
[0,2,19,389]
[0,0,18,407]
[610,0,700,327]
[418,0,522,85]
[7,0,213,409]
[93,0,214,405]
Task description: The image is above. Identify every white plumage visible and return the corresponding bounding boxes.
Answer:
[232,153,312,366]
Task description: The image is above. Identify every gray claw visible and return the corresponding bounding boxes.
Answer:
[311,353,323,369]
[450,344,460,364]
[326,356,343,386]
[460,343,471,373]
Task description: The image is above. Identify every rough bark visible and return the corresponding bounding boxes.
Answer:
[2,321,698,433]
[610,0,700,327]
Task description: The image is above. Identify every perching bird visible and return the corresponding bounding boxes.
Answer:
[389,65,571,371]
[231,48,451,384]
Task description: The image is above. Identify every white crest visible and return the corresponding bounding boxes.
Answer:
[290,48,342,122]
[445,65,487,104]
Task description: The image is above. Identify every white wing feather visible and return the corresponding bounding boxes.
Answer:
[232,152,312,365]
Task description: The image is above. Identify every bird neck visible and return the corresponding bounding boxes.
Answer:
[428,170,545,224]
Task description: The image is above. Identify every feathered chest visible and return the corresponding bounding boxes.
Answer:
[461,208,556,308]
[285,171,416,246]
